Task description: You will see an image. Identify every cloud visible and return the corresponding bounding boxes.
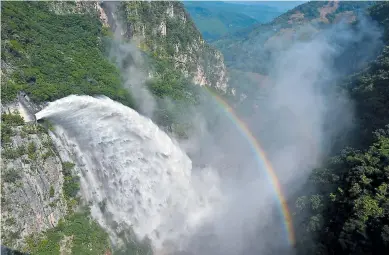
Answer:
[103,1,157,118]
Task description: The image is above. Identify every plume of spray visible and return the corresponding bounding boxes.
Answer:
[248,15,383,190]
[101,1,219,159]
[109,40,157,118]
[170,15,383,255]
[104,0,157,118]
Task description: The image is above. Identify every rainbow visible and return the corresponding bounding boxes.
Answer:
[203,87,296,247]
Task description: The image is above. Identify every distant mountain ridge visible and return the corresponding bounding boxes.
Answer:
[183,1,284,41]
[226,1,307,12]
[214,0,376,74]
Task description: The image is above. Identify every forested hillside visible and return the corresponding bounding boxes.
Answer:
[215,1,375,73]
[116,1,228,91]
[293,2,389,254]
[1,1,228,106]
[183,1,283,41]
[1,1,135,107]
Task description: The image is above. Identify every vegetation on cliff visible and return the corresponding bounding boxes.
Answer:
[293,2,389,254]
[119,1,228,90]
[25,208,110,255]
[109,1,229,136]
[1,1,135,107]
[1,110,111,255]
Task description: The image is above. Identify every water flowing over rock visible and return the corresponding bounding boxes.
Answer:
[35,95,223,252]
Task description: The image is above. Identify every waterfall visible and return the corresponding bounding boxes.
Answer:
[35,95,222,252]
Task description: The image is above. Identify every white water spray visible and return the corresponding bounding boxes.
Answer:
[35,95,222,252]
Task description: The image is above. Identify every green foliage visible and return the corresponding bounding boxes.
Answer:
[42,150,55,160]
[24,206,150,255]
[293,4,389,254]
[61,161,79,199]
[63,175,80,199]
[1,112,25,126]
[2,146,25,160]
[347,2,389,148]
[42,136,54,148]
[294,126,389,254]
[62,161,75,176]
[49,185,55,198]
[2,168,22,183]
[25,209,110,255]
[27,142,36,154]
[21,124,38,135]
[146,57,199,103]
[27,141,36,160]
[1,123,14,145]
[1,80,23,104]
[271,1,323,24]
[2,144,26,160]
[121,1,201,58]
[1,113,44,165]
[101,25,113,38]
[1,1,135,108]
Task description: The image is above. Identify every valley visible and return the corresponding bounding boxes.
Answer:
[1,1,389,255]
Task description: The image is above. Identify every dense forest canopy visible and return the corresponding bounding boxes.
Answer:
[293,2,389,255]
[1,2,136,107]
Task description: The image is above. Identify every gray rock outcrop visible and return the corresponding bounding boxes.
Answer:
[1,124,67,250]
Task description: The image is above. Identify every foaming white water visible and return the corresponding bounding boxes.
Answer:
[36,95,222,252]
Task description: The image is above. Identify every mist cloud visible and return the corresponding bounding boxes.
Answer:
[104,1,157,118]
[109,41,156,118]
[176,15,383,255]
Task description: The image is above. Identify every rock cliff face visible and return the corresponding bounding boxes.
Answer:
[49,0,107,26]
[45,1,230,91]
[1,121,67,250]
[110,1,229,91]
